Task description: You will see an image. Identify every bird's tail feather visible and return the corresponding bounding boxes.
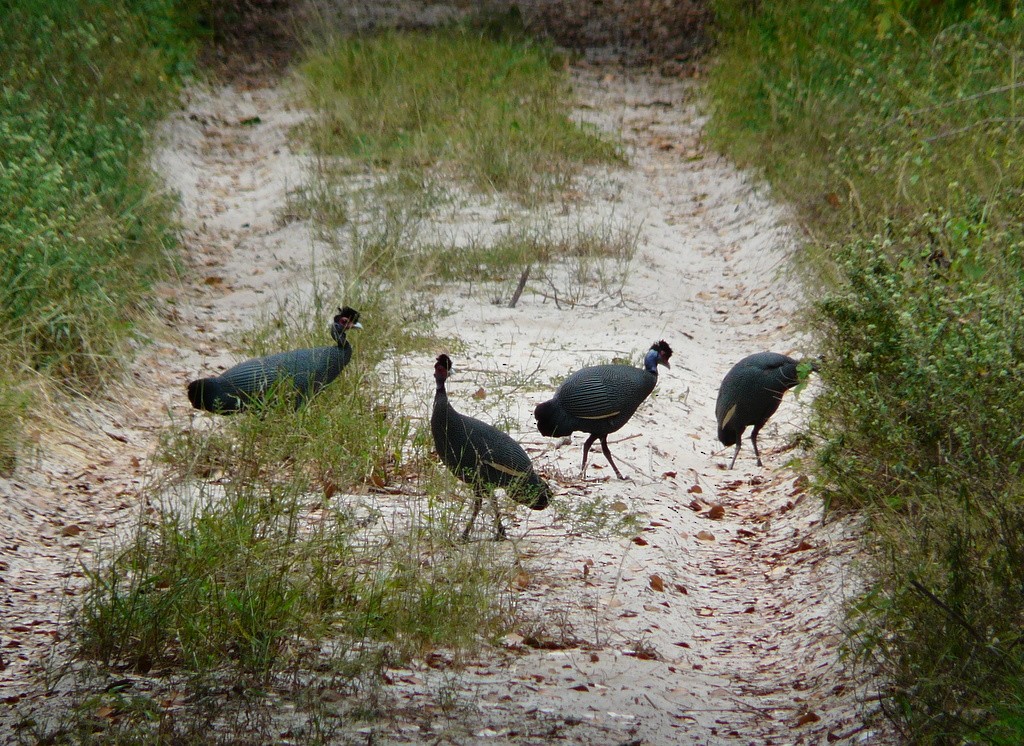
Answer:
[188,377,232,413]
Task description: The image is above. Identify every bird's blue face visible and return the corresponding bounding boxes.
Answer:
[644,346,671,372]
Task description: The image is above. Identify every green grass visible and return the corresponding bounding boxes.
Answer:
[0,0,199,384]
[72,298,518,736]
[298,24,622,200]
[0,0,202,477]
[708,1,1024,740]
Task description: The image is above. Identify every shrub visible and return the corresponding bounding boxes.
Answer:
[710,0,1024,739]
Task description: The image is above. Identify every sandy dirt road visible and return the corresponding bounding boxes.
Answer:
[0,64,891,744]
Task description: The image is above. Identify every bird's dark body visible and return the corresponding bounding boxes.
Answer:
[188,344,351,413]
[187,306,360,414]
[534,341,672,479]
[534,364,657,439]
[432,355,549,540]
[716,351,805,468]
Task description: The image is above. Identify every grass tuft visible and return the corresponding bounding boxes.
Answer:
[298,24,621,201]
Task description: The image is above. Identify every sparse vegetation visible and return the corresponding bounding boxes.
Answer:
[710,1,1024,740]
[298,23,622,201]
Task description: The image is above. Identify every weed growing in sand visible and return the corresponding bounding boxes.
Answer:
[0,373,29,476]
[79,358,514,676]
[298,21,621,202]
[553,490,644,539]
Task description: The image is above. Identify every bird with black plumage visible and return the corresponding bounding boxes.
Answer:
[534,340,673,480]
[431,354,551,541]
[187,306,361,414]
[715,351,817,469]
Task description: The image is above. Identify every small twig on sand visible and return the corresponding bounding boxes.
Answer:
[508,265,531,308]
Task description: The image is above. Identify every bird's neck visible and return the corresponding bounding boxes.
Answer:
[434,379,449,405]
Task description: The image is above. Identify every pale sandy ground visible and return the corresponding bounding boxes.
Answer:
[0,67,895,744]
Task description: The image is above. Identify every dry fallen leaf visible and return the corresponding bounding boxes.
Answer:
[695,530,716,541]
[649,574,665,592]
[794,711,821,727]
[610,500,628,512]
[687,484,703,494]
[706,504,725,520]
[632,536,649,546]
[472,387,486,400]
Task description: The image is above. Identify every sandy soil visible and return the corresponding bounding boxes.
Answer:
[0,65,894,744]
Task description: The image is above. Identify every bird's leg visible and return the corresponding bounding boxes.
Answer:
[599,436,626,480]
[581,434,599,478]
[488,490,507,541]
[729,441,741,470]
[750,423,764,467]
[461,488,484,542]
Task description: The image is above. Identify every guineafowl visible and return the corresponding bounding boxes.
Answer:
[534,340,673,480]
[187,306,361,414]
[431,354,551,541]
[715,351,816,469]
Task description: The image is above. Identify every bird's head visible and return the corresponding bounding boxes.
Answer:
[331,306,362,343]
[645,340,673,371]
[434,354,453,385]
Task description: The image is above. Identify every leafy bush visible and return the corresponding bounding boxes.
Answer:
[0,0,199,386]
[710,0,1024,740]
